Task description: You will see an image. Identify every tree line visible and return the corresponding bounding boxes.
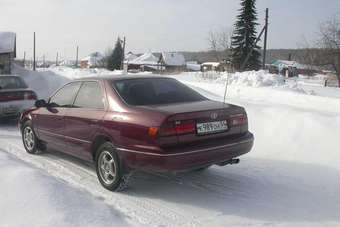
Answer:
[208,0,340,87]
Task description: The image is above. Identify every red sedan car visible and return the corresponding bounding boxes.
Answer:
[20,76,254,191]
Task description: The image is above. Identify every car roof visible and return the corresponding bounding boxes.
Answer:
[74,74,173,82]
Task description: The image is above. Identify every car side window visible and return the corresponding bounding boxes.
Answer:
[49,82,81,107]
[73,81,104,109]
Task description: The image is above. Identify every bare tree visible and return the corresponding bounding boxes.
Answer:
[318,16,340,87]
[207,28,232,62]
[298,37,321,76]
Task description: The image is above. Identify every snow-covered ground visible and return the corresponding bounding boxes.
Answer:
[0,142,128,227]
[1,66,340,226]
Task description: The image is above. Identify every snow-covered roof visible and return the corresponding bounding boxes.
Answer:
[186,63,201,71]
[129,52,158,65]
[272,60,308,70]
[0,32,16,54]
[160,52,185,66]
[81,52,104,66]
[124,52,138,62]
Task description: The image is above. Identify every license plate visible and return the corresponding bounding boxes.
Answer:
[196,120,228,135]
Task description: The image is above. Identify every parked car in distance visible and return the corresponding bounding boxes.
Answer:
[0,75,37,119]
[19,76,254,191]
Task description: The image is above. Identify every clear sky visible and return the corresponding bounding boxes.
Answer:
[0,0,339,61]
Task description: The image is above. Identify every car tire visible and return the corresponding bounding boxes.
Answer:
[22,121,42,154]
[95,142,129,191]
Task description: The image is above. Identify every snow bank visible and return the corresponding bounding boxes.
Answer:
[219,70,285,87]
[178,71,285,87]
[13,64,152,99]
[47,66,153,80]
[46,66,123,80]
[13,64,70,99]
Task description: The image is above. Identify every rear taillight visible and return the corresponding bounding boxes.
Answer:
[0,92,20,102]
[0,95,10,102]
[175,120,196,135]
[24,91,37,100]
[229,113,247,126]
[159,120,196,137]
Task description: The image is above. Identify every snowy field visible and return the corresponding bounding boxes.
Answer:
[1,65,340,226]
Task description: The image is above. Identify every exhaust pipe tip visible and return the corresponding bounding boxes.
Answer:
[217,158,240,166]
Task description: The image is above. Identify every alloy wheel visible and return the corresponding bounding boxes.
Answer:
[98,150,117,185]
[23,126,35,151]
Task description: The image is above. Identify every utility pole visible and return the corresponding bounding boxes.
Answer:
[43,54,45,68]
[75,45,79,67]
[56,52,59,66]
[33,32,36,71]
[241,25,266,71]
[262,8,269,70]
[121,36,126,70]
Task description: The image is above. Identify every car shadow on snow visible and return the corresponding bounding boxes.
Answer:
[29,146,340,224]
[127,158,340,223]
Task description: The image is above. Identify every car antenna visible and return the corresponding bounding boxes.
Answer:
[223,73,229,104]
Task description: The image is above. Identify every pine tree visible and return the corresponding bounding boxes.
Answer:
[106,37,123,71]
[231,0,261,71]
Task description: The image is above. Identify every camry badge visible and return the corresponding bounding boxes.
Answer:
[211,112,218,120]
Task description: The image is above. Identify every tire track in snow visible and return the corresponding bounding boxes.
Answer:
[0,130,204,227]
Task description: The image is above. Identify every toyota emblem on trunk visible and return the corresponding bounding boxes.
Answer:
[211,112,218,119]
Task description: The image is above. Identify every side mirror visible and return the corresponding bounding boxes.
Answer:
[35,99,47,108]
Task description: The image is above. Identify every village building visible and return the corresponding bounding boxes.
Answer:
[186,61,201,71]
[201,62,224,72]
[270,60,320,77]
[0,32,16,74]
[127,52,160,71]
[124,52,138,63]
[80,52,105,68]
[158,52,186,72]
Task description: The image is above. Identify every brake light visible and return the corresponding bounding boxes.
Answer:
[175,121,196,134]
[159,120,196,137]
[229,114,247,126]
[24,92,37,100]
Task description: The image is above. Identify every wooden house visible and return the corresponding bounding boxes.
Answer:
[0,32,16,74]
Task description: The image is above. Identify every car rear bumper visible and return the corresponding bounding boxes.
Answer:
[0,100,35,118]
[118,132,254,172]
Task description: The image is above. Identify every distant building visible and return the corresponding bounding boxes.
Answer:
[201,62,223,72]
[158,52,186,72]
[270,60,320,77]
[0,32,16,74]
[128,52,160,71]
[124,52,138,63]
[186,61,201,71]
[80,52,105,68]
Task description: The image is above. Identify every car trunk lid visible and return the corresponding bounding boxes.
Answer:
[0,89,37,102]
[141,100,248,146]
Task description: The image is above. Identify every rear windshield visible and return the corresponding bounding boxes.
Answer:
[0,77,27,89]
[113,78,207,105]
